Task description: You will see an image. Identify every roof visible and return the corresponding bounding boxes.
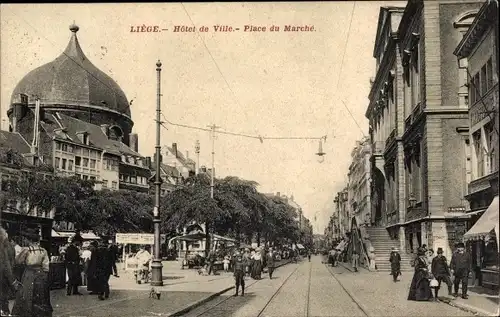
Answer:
[40,112,141,157]
[0,130,31,154]
[10,23,130,118]
[166,146,195,168]
[150,162,181,178]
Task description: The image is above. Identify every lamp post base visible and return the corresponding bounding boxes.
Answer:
[150,260,163,286]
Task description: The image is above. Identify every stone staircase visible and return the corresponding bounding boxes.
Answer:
[365,227,414,272]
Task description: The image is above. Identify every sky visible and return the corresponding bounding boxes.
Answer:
[1,1,404,234]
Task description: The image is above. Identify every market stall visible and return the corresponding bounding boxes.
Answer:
[115,233,167,271]
[463,196,499,288]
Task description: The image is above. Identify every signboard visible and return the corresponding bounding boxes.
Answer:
[116,233,166,245]
[448,206,466,213]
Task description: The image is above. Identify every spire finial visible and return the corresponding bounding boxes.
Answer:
[69,21,79,33]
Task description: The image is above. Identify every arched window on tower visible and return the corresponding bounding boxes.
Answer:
[108,125,124,142]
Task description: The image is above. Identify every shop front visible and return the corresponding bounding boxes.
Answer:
[463,196,499,289]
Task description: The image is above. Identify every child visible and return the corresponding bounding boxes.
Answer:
[223,255,230,272]
[233,252,245,296]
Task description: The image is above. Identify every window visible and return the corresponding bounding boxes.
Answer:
[75,156,81,166]
[90,176,96,181]
[67,145,73,153]
[411,42,421,108]
[62,158,67,170]
[82,175,89,180]
[82,149,90,156]
[74,147,82,155]
[102,179,108,188]
[82,158,89,167]
[111,181,118,189]
[485,123,496,173]
[473,131,483,178]
[61,144,68,152]
[55,157,60,169]
[75,173,81,179]
[56,142,61,150]
[90,159,96,169]
[480,65,487,96]
[68,160,74,171]
[130,176,137,184]
[486,58,493,89]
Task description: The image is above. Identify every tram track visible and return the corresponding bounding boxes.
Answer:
[191,263,301,317]
[324,264,370,317]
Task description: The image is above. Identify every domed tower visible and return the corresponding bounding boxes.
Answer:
[7,23,134,145]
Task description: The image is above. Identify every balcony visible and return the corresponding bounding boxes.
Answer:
[468,170,499,196]
[385,128,396,149]
[405,203,426,223]
[404,102,424,131]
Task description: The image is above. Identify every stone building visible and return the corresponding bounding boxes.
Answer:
[347,137,372,227]
[454,0,499,289]
[366,0,484,260]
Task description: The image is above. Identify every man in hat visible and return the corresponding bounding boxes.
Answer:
[389,247,401,282]
[431,247,452,298]
[233,251,245,296]
[65,236,83,295]
[450,242,471,299]
[94,238,113,300]
[266,247,276,279]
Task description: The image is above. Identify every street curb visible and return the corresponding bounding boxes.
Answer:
[166,260,292,317]
[439,297,499,316]
[167,285,235,317]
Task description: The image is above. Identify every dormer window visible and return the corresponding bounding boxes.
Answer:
[76,131,90,145]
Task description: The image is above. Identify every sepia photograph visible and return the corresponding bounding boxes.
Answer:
[0,1,498,316]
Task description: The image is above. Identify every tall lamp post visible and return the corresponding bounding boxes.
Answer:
[151,60,164,286]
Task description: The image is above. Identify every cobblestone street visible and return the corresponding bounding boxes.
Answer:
[182,256,477,317]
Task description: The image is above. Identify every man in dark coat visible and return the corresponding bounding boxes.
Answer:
[93,238,113,300]
[65,237,83,295]
[431,247,452,298]
[450,242,471,299]
[389,247,401,282]
[233,252,245,296]
[1,228,19,316]
[108,242,120,277]
[266,248,276,279]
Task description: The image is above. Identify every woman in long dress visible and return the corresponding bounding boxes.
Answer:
[252,249,262,279]
[407,248,433,301]
[11,226,53,317]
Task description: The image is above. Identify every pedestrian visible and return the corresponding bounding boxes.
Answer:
[0,227,20,316]
[207,249,216,276]
[307,250,311,262]
[108,242,120,277]
[389,247,401,282]
[135,245,151,283]
[11,226,53,317]
[266,247,276,279]
[86,241,99,294]
[352,250,359,272]
[65,237,83,296]
[431,247,452,300]
[450,242,471,299]
[81,245,92,287]
[407,247,433,301]
[243,249,251,277]
[223,255,230,272]
[232,252,245,296]
[252,248,262,279]
[93,238,113,300]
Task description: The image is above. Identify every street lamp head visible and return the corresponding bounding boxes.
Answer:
[156,60,162,68]
[316,139,326,163]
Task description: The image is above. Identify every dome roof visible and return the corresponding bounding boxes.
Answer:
[10,23,131,118]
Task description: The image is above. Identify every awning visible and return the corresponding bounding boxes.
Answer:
[51,230,100,240]
[463,196,499,241]
[213,234,236,243]
[296,243,305,249]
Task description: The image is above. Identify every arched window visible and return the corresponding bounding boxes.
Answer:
[453,11,478,35]
[108,125,124,141]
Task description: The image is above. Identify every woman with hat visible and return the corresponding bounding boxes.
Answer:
[407,247,433,301]
[11,225,53,317]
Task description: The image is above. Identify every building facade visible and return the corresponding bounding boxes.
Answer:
[454,0,499,288]
[366,0,484,259]
[347,137,372,227]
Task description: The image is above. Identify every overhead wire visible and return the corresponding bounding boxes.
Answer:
[332,2,367,137]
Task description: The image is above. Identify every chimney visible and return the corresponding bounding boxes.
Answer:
[200,166,207,173]
[172,143,178,158]
[100,124,110,138]
[11,94,29,133]
[186,151,189,159]
[277,192,280,197]
[129,133,139,152]
[145,156,152,169]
